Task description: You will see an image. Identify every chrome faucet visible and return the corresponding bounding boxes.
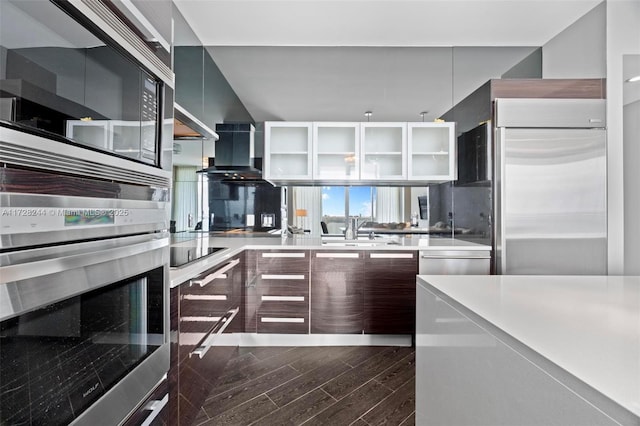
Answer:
[345,217,361,240]
[343,217,355,240]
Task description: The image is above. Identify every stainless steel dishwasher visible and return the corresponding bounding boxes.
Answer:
[419,250,491,275]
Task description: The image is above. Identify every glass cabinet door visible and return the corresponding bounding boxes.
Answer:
[264,122,313,180]
[407,122,456,181]
[360,122,407,180]
[313,122,360,180]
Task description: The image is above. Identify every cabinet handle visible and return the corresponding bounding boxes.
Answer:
[180,316,222,323]
[316,252,359,258]
[262,252,305,258]
[190,307,239,358]
[261,295,305,302]
[140,393,168,426]
[182,294,227,301]
[420,254,491,259]
[369,253,414,259]
[192,259,240,287]
[261,274,305,280]
[260,317,305,323]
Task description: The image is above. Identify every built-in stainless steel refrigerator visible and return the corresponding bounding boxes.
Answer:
[494,98,607,275]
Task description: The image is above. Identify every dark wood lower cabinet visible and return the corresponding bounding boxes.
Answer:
[161,248,420,424]
[168,254,244,425]
[310,251,364,334]
[175,346,237,426]
[255,250,310,333]
[364,251,417,334]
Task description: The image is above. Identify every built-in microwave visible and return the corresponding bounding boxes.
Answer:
[456,122,492,186]
[0,0,174,171]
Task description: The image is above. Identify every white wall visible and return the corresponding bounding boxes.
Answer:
[542,0,639,274]
[542,2,606,78]
[624,99,640,275]
[607,1,640,275]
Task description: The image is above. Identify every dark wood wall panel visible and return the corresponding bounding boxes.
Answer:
[491,78,606,100]
[0,166,169,200]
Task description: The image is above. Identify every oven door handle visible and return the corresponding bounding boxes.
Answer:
[191,259,240,287]
[190,307,239,359]
[140,393,169,426]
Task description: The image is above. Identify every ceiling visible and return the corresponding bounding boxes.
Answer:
[171,0,601,156]
[172,0,600,48]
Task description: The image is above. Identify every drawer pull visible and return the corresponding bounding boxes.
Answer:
[369,253,414,259]
[421,254,491,260]
[190,307,239,358]
[261,295,305,302]
[260,317,305,323]
[181,316,222,323]
[192,259,240,287]
[261,274,305,280]
[141,393,169,426]
[262,252,305,258]
[182,294,227,301]
[316,252,359,258]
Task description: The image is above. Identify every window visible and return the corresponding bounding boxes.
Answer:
[321,186,347,234]
[291,186,405,235]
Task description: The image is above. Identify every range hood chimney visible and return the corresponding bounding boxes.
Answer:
[198,123,267,182]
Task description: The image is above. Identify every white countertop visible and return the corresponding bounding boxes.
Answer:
[417,274,640,418]
[169,234,490,287]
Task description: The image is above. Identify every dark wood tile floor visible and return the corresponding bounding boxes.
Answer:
[193,346,415,426]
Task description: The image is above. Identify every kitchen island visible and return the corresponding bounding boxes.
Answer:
[416,275,640,426]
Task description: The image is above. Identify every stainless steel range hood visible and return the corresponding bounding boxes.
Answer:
[198,123,269,182]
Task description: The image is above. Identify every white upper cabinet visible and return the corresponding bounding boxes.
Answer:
[264,122,313,180]
[360,122,407,180]
[312,122,360,180]
[264,121,455,183]
[407,122,456,181]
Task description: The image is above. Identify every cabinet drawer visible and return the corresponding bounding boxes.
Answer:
[257,272,309,316]
[257,313,309,334]
[258,297,308,316]
[365,251,417,274]
[257,272,309,295]
[257,250,309,272]
[312,250,363,271]
[178,258,242,363]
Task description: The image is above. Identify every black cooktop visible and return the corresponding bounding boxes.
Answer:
[170,246,226,268]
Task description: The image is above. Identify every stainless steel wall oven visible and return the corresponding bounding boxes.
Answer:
[1,234,169,425]
[0,150,171,425]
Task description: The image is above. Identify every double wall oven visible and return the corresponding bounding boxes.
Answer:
[1,0,173,424]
